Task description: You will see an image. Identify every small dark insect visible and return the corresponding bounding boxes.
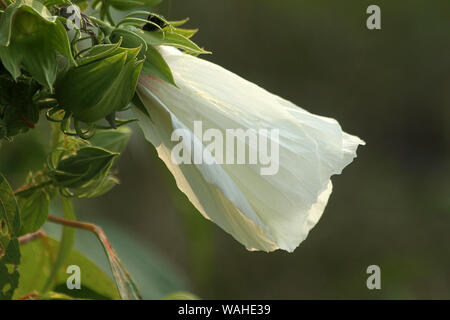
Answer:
[143,14,168,32]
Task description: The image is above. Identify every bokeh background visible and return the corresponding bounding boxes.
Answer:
[1,0,450,299]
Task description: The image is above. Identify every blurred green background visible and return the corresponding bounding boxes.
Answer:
[1,0,450,299]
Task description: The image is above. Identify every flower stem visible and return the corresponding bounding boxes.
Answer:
[47,215,113,252]
[14,180,52,197]
[17,292,40,300]
[47,215,96,233]
[19,230,46,245]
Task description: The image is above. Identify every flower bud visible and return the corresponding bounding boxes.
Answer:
[50,147,118,189]
[55,45,144,123]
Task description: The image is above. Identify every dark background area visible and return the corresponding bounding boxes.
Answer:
[1,0,450,299]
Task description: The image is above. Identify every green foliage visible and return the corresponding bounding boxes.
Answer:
[0,74,41,140]
[92,224,142,300]
[43,198,76,292]
[140,28,209,55]
[14,236,120,299]
[108,14,208,86]
[18,190,49,236]
[142,44,176,86]
[0,0,74,90]
[0,173,21,300]
[0,0,206,300]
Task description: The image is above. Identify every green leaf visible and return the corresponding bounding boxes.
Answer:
[0,173,21,300]
[0,239,20,300]
[89,126,131,153]
[92,225,142,300]
[69,218,188,299]
[0,0,75,90]
[43,198,76,292]
[172,27,199,39]
[110,28,148,60]
[14,236,120,300]
[142,45,177,86]
[18,190,50,236]
[0,47,21,80]
[168,18,190,28]
[0,74,40,139]
[131,93,152,121]
[0,0,53,46]
[141,29,210,55]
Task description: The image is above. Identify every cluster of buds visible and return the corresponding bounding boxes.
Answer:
[0,0,205,140]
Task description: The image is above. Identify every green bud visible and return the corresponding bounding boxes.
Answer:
[55,45,144,123]
[0,0,75,91]
[50,147,118,189]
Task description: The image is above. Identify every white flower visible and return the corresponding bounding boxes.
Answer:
[133,46,365,252]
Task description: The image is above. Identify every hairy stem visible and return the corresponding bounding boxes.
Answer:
[47,215,114,253]
[14,180,52,197]
[19,230,46,245]
[47,215,141,300]
[17,292,40,300]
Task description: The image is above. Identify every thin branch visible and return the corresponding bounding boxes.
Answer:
[18,291,40,300]
[19,229,46,245]
[47,215,113,251]
[14,180,52,197]
[47,215,142,299]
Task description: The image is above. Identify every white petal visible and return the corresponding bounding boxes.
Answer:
[133,46,364,252]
